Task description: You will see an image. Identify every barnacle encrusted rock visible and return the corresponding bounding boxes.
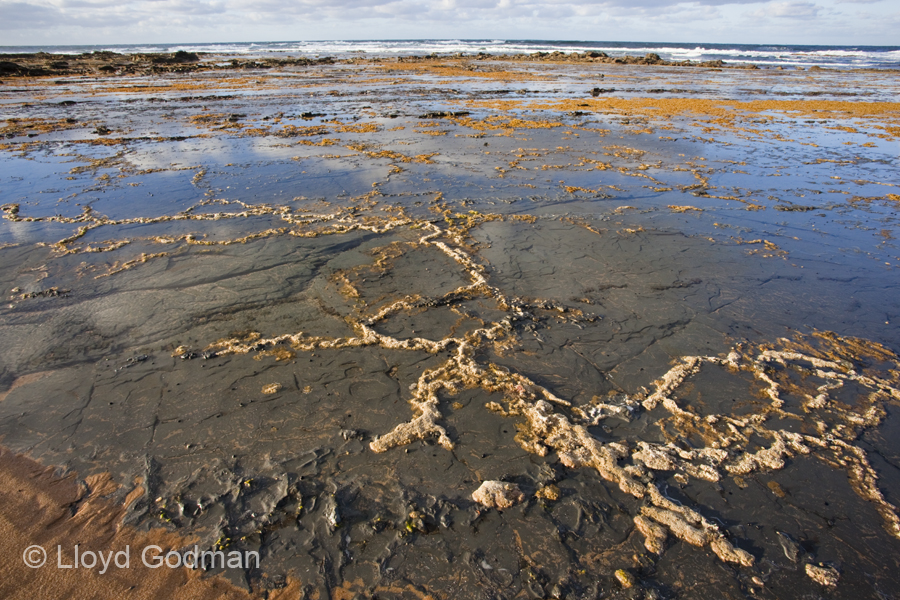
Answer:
[805,563,840,586]
[634,514,668,554]
[535,484,561,501]
[472,481,526,510]
[261,383,282,394]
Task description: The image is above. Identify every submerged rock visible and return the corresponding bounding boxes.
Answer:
[471,481,525,510]
[340,428,363,440]
[324,494,341,529]
[776,531,800,562]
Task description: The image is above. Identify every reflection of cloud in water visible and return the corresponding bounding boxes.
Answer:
[126,137,241,171]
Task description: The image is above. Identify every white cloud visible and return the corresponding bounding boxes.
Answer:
[767,0,821,17]
[0,0,895,45]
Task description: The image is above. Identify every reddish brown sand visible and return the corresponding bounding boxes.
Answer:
[0,446,301,600]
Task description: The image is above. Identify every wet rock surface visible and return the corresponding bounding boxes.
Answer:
[0,54,898,598]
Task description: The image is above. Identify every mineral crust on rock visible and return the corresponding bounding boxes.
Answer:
[806,563,840,587]
[472,480,526,510]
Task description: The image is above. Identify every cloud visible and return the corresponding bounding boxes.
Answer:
[0,0,777,31]
[744,0,821,18]
[0,0,893,44]
[0,1,61,27]
[0,0,237,31]
[769,0,821,16]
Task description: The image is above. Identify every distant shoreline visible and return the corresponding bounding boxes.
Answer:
[4,49,899,83]
[0,50,769,80]
[1,39,898,70]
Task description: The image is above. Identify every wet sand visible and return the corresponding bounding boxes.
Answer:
[0,446,305,599]
[1,52,900,599]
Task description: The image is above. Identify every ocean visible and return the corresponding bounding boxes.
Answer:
[2,39,899,69]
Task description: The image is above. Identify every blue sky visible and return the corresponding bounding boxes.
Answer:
[1,0,897,46]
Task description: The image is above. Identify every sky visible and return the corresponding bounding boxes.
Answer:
[1,0,898,46]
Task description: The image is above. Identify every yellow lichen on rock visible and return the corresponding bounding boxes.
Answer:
[614,569,636,588]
